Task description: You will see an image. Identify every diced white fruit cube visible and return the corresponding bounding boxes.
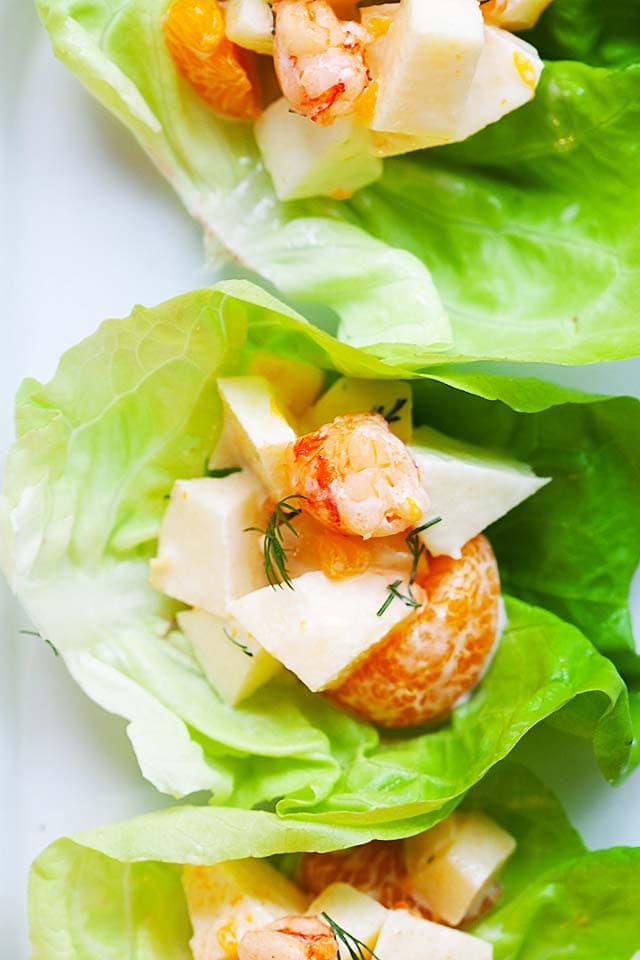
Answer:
[230,570,411,691]
[375,909,492,960]
[308,884,387,960]
[217,377,296,497]
[482,0,554,30]
[456,27,543,141]
[184,860,308,960]
[371,0,484,139]
[150,474,266,616]
[305,379,413,441]
[256,98,382,202]
[178,608,282,706]
[409,425,550,558]
[404,812,516,926]
[226,0,274,55]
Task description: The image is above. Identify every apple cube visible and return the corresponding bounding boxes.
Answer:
[304,379,412,442]
[256,98,381,202]
[178,608,282,705]
[217,377,296,497]
[404,812,516,926]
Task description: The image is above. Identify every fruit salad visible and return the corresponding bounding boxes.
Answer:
[151,373,549,726]
[162,0,549,199]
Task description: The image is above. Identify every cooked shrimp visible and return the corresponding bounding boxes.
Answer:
[285,413,430,540]
[272,0,373,124]
[329,535,501,727]
[239,916,338,960]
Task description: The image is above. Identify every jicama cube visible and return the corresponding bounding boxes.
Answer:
[374,908,493,960]
[371,0,484,139]
[409,425,549,558]
[150,474,266,615]
[230,570,411,691]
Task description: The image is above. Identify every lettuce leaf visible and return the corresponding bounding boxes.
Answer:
[28,763,640,959]
[36,0,640,362]
[2,282,638,814]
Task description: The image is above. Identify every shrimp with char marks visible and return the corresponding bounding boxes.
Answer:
[272,0,374,124]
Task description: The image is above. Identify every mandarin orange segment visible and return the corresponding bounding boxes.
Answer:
[163,0,261,120]
[329,534,501,728]
[299,842,433,918]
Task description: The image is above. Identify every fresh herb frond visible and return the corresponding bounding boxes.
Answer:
[205,464,242,479]
[245,494,307,590]
[20,629,59,656]
[405,516,442,585]
[321,913,381,960]
[223,627,254,657]
[371,397,408,424]
[376,578,421,617]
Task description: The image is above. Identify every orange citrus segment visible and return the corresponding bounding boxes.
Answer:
[300,841,424,914]
[329,534,501,728]
[163,0,261,120]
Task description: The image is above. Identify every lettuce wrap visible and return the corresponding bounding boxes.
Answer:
[28,762,640,959]
[1,281,639,816]
[36,0,640,363]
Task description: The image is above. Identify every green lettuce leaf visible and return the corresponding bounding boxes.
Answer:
[36,0,640,362]
[2,282,638,814]
[28,763,640,959]
[525,0,640,67]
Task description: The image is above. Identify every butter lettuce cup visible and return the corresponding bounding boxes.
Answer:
[2,280,639,819]
[36,0,640,362]
[29,763,640,959]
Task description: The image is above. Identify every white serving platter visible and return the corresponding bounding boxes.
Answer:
[1,3,639,957]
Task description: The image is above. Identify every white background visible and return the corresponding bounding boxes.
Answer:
[2,3,639,956]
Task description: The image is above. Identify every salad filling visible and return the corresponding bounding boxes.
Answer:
[151,373,549,726]
[161,0,547,200]
[26,763,640,958]
[184,807,516,960]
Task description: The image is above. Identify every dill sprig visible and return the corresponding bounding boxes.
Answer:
[376,517,443,617]
[245,495,307,590]
[405,516,442,585]
[321,913,382,960]
[20,629,59,656]
[223,627,253,657]
[372,397,408,425]
[376,578,422,617]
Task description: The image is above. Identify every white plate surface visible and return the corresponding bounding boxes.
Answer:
[2,4,639,957]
